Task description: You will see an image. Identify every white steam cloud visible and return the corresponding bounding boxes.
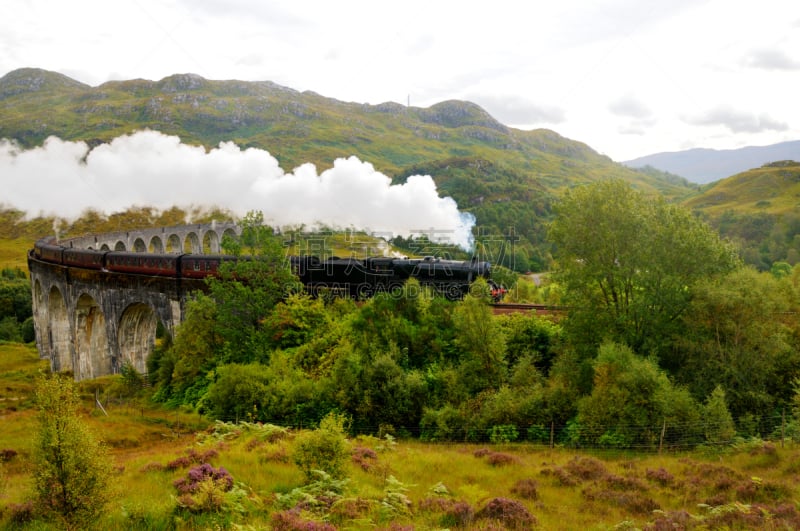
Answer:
[1,130,475,249]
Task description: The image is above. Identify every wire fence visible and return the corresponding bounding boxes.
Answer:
[93,375,800,452]
[95,393,797,453]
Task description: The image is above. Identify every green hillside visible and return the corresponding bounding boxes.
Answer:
[0,68,687,189]
[684,161,800,269]
[16,66,800,271]
[685,160,800,215]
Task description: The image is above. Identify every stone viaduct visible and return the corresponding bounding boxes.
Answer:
[27,222,240,381]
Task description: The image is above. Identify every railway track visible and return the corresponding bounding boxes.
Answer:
[490,303,565,316]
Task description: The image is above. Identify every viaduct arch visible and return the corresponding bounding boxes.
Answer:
[28,222,240,381]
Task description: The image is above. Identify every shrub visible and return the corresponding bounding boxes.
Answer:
[489,424,519,443]
[260,445,290,463]
[582,486,660,514]
[475,497,536,529]
[540,466,579,487]
[704,386,736,444]
[173,463,237,514]
[167,447,219,470]
[603,474,648,492]
[527,424,550,443]
[32,375,112,527]
[473,448,491,458]
[644,509,693,531]
[6,500,35,525]
[328,497,374,523]
[380,475,414,520]
[174,463,234,494]
[351,445,378,471]
[418,496,454,513]
[577,342,704,448]
[645,467,674,486]
[441,500,474,528]
[486,452,518,467]
[293,413,350,482]
[245,438,265,451]
[511,478,539,500]
[0,448,17,462]
[166,455,194,470]
[564,456,607,480]
[420,404,468,441]
[275,470,349,513]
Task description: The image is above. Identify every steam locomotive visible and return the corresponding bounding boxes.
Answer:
[31,238,506,301]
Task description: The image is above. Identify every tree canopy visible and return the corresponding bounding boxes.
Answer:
[548,179,740,355]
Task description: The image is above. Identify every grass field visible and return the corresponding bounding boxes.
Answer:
[1,343,800,530]
[1,232,797,529]
[0,239,31,271]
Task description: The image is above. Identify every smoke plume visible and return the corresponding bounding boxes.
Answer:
[1,130,475,248]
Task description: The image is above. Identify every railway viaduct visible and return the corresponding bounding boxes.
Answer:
[27,222,240,381]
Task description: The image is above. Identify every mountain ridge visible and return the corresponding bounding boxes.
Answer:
[623,140,800,184]
[0,67,670,189]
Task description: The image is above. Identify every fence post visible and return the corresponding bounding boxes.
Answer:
[95,389,108,417]
[550,421,555,449]
[782,408,785,448]
[659,419,666,454]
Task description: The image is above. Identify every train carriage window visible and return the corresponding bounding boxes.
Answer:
[193,261,200,271]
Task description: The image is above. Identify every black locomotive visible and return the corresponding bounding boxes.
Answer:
[31,238,505,301]
[291,255,503,300]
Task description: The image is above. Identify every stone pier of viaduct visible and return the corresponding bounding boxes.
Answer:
[27,222,240,381]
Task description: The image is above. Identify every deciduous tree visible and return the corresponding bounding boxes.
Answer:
[672,268,800,431]
[453,279,507,393]
[548,179,739,356]
[576,342,702,448]
[32,375,113,527]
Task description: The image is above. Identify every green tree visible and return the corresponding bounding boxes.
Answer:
[202,355,325,426]
[548,179,739,356]
[149,294,220,405]
[0,268,32,342]
[0,267,31,321]
[264,293,329,350]
[703,385,736,444]
[151,211,298,406]
[452,280,507,393]
[207,211,298,364]
[293,412,350,482]
[0,316,22,342]
[32,374,113,528]
[771,261,792,278]
[673,268,800,431]
[576,342,702,448]
[499,313,561,374]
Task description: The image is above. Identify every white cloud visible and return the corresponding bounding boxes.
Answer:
[742,49,800,71]
[684,106,789,134]
[471,94,566,126]
[608,95,652,119]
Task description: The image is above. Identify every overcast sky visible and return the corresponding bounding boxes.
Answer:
[1,0,798,162]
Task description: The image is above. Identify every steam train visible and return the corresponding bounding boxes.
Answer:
[31,238,506,301]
